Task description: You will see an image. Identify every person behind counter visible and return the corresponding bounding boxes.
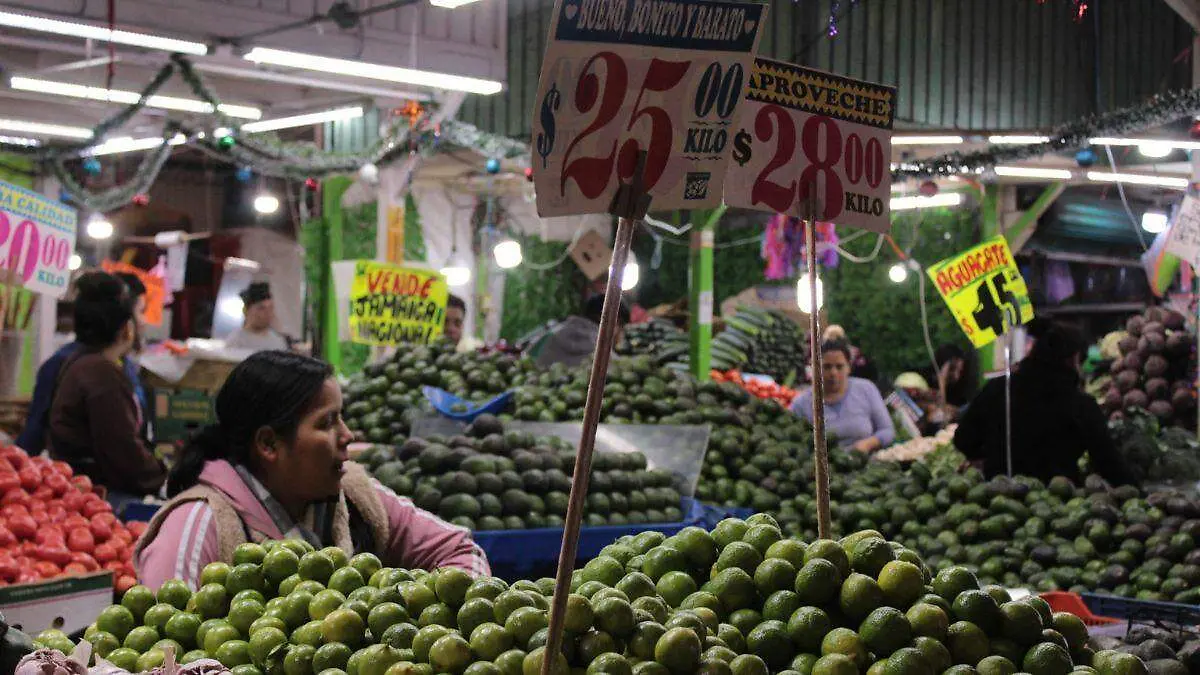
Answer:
[791,339,895,453]
[954,320,1133,484]
[135,350,488,589]
[48,272,166,506]
[443,294,483,353]
[531,294,630,369]
[225,282,289,352]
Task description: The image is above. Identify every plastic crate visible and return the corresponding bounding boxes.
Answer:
[1040,591,1121,626]
[1081,592,1200,624]
[421,387,513,421]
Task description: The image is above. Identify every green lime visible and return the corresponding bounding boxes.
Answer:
[429,633,473,673]
[248,627,288,667]
[228,563,267,595]
[329,567,366,596]
[878,561,925,609]
[124,625,160,653]
[906,604,949,642]
[299,552,336,584]
[234,542,268,566]
[96,605,137,641]
[278,574,303,596]
[201,562,232,587]
[283,591,316,629]
[435,567,474,607]
[839,573,885,623]
[655,626,702,674]
[284,643,317,675]
[999,602,1044,646]
[946,621,990,666]
[349,553,382,581]
[107,647,140,671]
[313,642,354,673]
[310,589,348,621]
[164,611,203,648]
[859,607,912,657]
[90,631,120,658]
[193,583,231,620]
[795,559,842,606]
[522,647,568,675]
[264,548,302,586]
[292,620,325,647]
[142,603,179,634]
[470,623,514,661]
[369,602,410,638]
[136,648,167,672]
[121,585,156,622]
[229,600,266,635]
[216,640,253,668]
[249,616,287,636]
[322,608,367,647]
[729,653,769,675]
[821,628,868,670]
[787,607,832,653]
[321,546,350,569]
[495,648,527,675]
[812,654,857,675]
[180,649,210,665]
[204,623,242,655]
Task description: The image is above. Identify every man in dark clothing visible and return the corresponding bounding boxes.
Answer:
[531,295,631,369]
[954,321,1133,485]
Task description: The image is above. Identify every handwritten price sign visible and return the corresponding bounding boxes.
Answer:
[1164,195,1200,269]
[348,261,448,346]
[723,58,896,232]
[926,236,1034,348]
[530,0,765,216]
[0,180,76,298]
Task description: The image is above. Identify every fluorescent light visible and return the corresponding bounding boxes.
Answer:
[0,119,91,139]
[1090,137,1200,151]
[892,135,964,145]
[214,127,232,139]
[1138,142,1173,159]
[241,106,364,133]
[0,135,40,147]
[1142,211,1169,233]
[0,10,207,55]
[890,193,965,210]
[86,136,166,156]
[994,166,1073,179]
[244,47,504,96]
[430,0,482,7]
[9,77,260,119]
[1085,171,1190,189]
[253,193,280,214]
[988,135,1050,144]
[440,265,472,287]
[85,216,113,240]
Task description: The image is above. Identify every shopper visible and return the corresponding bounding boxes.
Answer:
[920,343,975,408]
[47,272,166,505]
[443,294,483,353]
[792,339,895,453]
[225,282,289,352]
[531,295,630,369]
[134,351,488,589]
[954,321,1133,484]
[822,324,879,383]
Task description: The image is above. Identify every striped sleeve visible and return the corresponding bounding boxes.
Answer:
[134,501,218,591]
[372,480,490,577]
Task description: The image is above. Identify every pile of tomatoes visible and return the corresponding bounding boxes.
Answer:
[0,444,144,593]
[710,370,800,407]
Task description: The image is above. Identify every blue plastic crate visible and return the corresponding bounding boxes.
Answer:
[121,501,162,522]
[422,387,513,421]
[1081,592,1200,624]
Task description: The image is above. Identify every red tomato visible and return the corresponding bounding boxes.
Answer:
[43,473,68,497]
[33,561,60,578]
[2,449,27,470]
[102,560,123,572]
[35,545,71,566]
[0,474,18,495]
[63,514,88,531]
[16,572,37,584]
[0,504,26,519]
[62,562,86,575]
[89,517,112,542]
[0,458,15,474]
[7,513,35,540]
[0,557,17,581]
[31,486,52,501]
[93,543,117,563]
[109,530,133,548]
[1,490,29,507]
[69,552,98,572]
[45,505,67,524]
[70,476,92,493]
[49,461,72,478]
[115,575,137,594]
[16,467,40,492]
[0,525,14,548]
[127,521,147,537]
[61,491,85,512]
[66,527,94,553]
[81,499,111,518]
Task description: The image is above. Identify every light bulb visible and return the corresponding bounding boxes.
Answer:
[68,254,81,271]
[253,193,280,214]
[214,126,232,139]
[888,263,908,283]
[219,296,244,318]
[1142,210,1169,233]
[621,260,639,291]
[440,265,472,287]
[85,216,113,240]
[1138,142,1172,159]
[493,239,522,269]
[797,273,824,314]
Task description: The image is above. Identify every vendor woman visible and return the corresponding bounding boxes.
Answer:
[135,351,488,589]
[792,339,895,453]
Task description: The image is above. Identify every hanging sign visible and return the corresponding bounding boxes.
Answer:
[529,0,766,216]
[927,236,1034,348]
[347,261,448,346]
[0,180,77,297]
[722,58,896,232]
[102,261,167,327]
[1164,195,1200,269]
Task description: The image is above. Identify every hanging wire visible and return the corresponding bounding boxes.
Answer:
[1103,145,1150,252]
[833,233,886,263]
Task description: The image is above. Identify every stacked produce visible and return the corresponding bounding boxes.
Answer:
[47,519,1152,675]
[616,319,687,364]
[709,308,806,382]
[0,444,143,592]
[354,415,684,531]
[711,370,800,408]
[1106,410,1200,485]
[873,426,958,463]
[1093,623,1200,675]
[1098,307,1196,427]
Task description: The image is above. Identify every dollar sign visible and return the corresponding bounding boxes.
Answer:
[535,84,561,169]
[732,129,753,166]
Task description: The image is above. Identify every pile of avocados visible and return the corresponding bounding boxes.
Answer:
[355,414,684,531]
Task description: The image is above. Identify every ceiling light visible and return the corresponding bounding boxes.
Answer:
[1138,142,1173,159]
[68,254,82,271]
[993,166,1073,179]
[86,136,165,156]
[253,193,280,214]
[9,77,260,119]
[241,106,364,134]
[0,136,40,147]
[0,9,207,55]
[621,260,640,291]
[243,47,504,96]
[85,215,113,240]
[1090,137,1200,151]
[797,273,824,314]
[988,135,1050,144]
[1085,171,1189,189]
[440,265,472,287]
[1142,211,1169,234]
[430,0,482,7]
[214,127,232,139]
[493,240,522,269]
[892,135,965,145]
[888,263,908,283]
[0,119,91,139]
[890,193,965,210]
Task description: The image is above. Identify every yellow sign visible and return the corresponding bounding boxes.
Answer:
[926,236,1033,347]
[348,261,448,346]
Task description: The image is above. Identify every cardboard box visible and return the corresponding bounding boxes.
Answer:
[0,572,113,636]
[142,358,237,394]
[153,388,215,444]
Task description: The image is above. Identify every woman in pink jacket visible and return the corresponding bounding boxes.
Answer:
[135,351,488,590]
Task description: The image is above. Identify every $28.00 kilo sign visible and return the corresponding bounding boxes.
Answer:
[723,58,896,232]
[530,0,765,217]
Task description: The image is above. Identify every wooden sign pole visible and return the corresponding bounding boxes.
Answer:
[540,153,651,675]
[803,194,832,539]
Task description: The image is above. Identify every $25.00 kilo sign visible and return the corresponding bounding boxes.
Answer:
[530,0,765,216]
[723,58,896,232]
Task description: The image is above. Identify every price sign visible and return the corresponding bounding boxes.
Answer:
[530,0,765,216]
[1164,195,1200,269]
[723,58,896,232]
[347,261,448,346]
[927,236,1034,348]
[0,180,77,298]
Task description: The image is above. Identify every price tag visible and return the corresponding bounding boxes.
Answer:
[926,236,1034,348]
[0,180,77,298]
[1165,195,1200,269]
[347,261,448,346]
[723,58,897,232]
[530,0,765,216]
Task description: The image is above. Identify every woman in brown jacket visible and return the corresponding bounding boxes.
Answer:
[49,271,165,507]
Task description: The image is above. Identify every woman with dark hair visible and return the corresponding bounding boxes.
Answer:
[48,271,165,503]
[791,339,895,453]
[954,321,1133,484]
[134,351,488,589]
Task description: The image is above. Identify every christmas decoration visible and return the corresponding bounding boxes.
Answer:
[919,180,939,197]
[235,166,253,182]
[1189,120,1200,140]
[359,162,379,185]
[217,134,236,150]
[524,167,534,182]
[305,177,320,191]
[132,193,150,207]
[485,158,501,174]
[1075,147,1098,167]
[82,158,102,176]
[398,100,425,127]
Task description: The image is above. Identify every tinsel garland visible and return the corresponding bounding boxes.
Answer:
[892,86,1200,181]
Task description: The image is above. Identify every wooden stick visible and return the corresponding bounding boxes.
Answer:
[804,201,832,540]
[540,153,650,675]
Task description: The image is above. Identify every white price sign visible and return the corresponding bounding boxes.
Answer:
[1165,195,1200,269]
[0,180,77,297]
[723,58,897,232]
[530,0,765,217]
